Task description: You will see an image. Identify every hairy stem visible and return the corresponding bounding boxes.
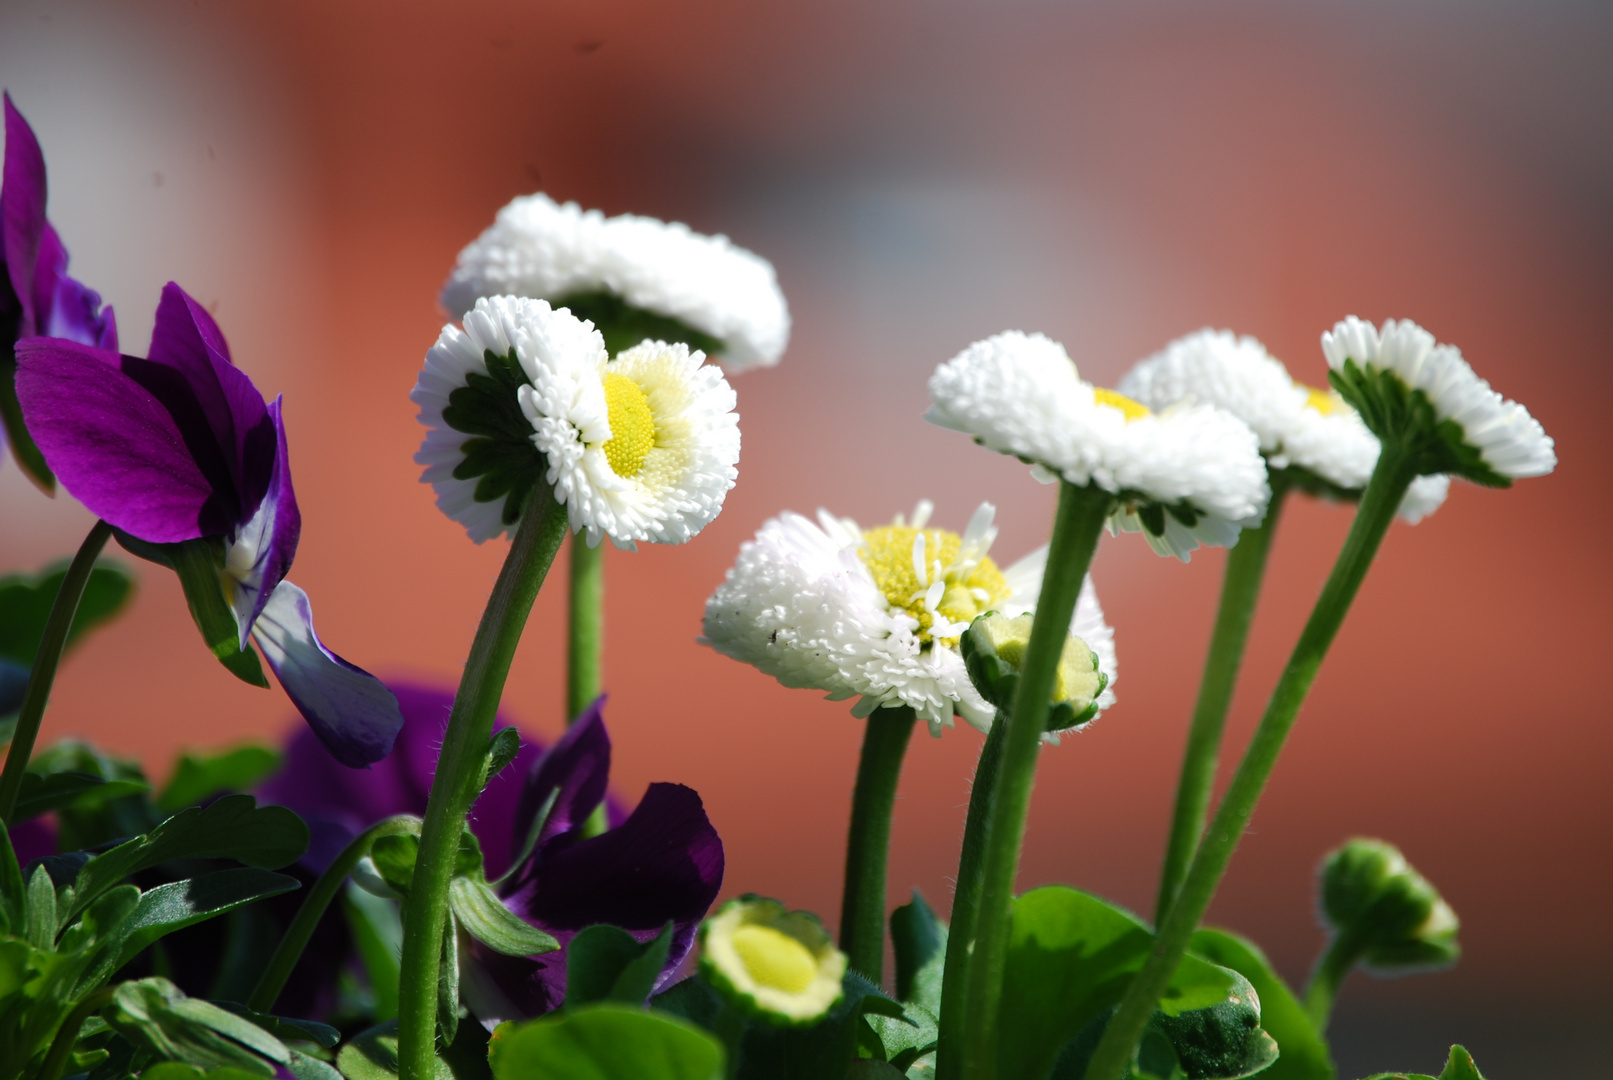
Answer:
[839,705,918,983]
[0,519,113,822]
[1302,931,1361,1033]
[395,488,568,1080]
[960,481,1112,1080]
[568,536,609,838]
[1155,484,1287,925]
[1083,446,1415,1080]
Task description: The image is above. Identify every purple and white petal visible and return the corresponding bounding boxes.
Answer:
[15,338,219,541]
[38,223,116,349]
[250,580,403,769]
[226,397,301,647]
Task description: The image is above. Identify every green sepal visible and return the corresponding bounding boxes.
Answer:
[1357,1043,1486,1080]
[1190,928,1334,1080]
[489,1002,726,1080]
[0,344,55,492]
[564,922,672,1006]
[106,977,290,1075]
[1327,361,1508,487]
[961,615,1104,733]
[12,770,150,823]
[160,743,282,813]
[448,875,559,958]
[481,727,523,792]
[0,556,134,667]
[114,532,270,687]
[440,347,544,528]
[438,911,460,1046]
[553,291,724,359]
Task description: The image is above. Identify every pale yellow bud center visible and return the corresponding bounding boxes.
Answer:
[731,924,817,994]
[1300,384,1339,415]
[1093,387,1151,421]
[601,372,656,477]
[859,525,1010,644]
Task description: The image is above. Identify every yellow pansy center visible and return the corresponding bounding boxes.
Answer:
[600,372,656,477]
[859,525,1010,644]
[1300,384,1339,415]
[1093,387,1151,421]
[731,924,817,994]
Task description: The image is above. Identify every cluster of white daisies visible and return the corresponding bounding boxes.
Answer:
[411,190,1555,736]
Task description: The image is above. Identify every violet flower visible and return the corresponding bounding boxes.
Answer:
[2,93,117,490]
[13,281,402,766]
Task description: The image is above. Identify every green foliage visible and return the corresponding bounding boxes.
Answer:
[0,558,135,667]
[889,891,945,1009]
[13,770,150,823]
[447,877,558,958]
[106,869,300,974]
[159,745,282,814]
[488,1003,725,1080]
[1189,929,1334,1080]
[564,923,673,1006]
[343,886,403,1022]
[553,292,725,359]
[1357,1044,1485,1080]
[106,977,289,1075]
[335,1021,453,1080]
[441,348,546,528]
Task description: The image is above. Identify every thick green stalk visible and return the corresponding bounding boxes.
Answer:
[395,489,568,1080]
[0,519,113,822]
[568,536,609,838]
[248,815,422,1013]
[961,481,1112,1080]
[1302,932,1360,1033]
[839,705,917,983]
[36,987,113,1080]
[1155,485,1288,925]
[935,714,1007,1080]
[1083,446,1416,1080]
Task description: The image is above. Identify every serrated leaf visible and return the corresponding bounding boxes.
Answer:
[564,922,672,1006]
[159,744,282,813]
[450,875,559,958]
[72,795,309,914]
[489,1003,724,1080]
[1192,928,1334,1080]
[12,770,150,822]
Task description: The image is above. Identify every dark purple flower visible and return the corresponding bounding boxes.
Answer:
[13,281,401,767]
[2,93,117,491]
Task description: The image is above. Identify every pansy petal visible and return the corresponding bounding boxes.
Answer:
[39,224,116,349]
[250,580,403,768]
[227,398,300,647]
[8,817,54,867]
[15,338,219,541]
[510,700,611,856]
[2,94,47,331]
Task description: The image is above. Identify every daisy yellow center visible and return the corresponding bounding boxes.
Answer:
[860,525,1010,643]
[600,372,656,477]
[731,924,817,994]
[1094,387,1150,421]
[1300,384,1338,415]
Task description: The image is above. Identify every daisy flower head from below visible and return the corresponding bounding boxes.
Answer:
[412,296,740,549]
[700,499,1116,738]
[1321,316,1555,485]
[925,330,1271,560]
[1118,328,1450,524]
[439,192,789,372]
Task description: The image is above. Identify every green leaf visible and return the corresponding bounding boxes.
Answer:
[344,884,403,1021]
[12,770,150,822]
[25,864,56,949]
[289,1051,348,1080]
[733,971,904,1080]
[1355,1044,1486,1080]
[0,558,134,667]
[159,744,283,813]
[565,923,673,1006]
[0,822,24,931]
[139,1064,267,1080]
[448,875,559,959]
[439,911,461,1047]
[111,868,302,972]
[489,1003,725,1080]
[1191,928,1334,1080]
[890,890,946,1009]
[107,977,289,1075]
[335,1020,453,1080]
[1150,969,1277,1079]
[996,887,1240,1080]
[113,533,269,687]
[73,795,310,915]
[865,1003,938,1074]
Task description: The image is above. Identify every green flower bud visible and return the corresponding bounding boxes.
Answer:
[699,895,846,1026]
[1320,839,1460,971]
[961,611,1107,732]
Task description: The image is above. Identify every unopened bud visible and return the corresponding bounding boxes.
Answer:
[962,611,1107,732]
[700,895,846,1026]
[1320,839,1459,971]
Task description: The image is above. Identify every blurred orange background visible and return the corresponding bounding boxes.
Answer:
[2,2,1609,1073]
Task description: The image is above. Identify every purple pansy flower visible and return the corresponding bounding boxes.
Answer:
[13,281,402,767]
[2,93,117,490]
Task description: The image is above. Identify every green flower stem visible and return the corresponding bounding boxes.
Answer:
[961,481,1112,1080]
[839,705,917,983]
[1302,931,1361,1033]
[568,536,610,838]
[935,713,1007,1080]
[248,814,422,1013]
[1082,444,1417,1080]
[396,487,568,1080]
[36,986,113,1080]
[1154,482,1289,926]
[0,518,113,823]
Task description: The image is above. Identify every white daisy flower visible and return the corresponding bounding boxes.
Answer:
[926,331,1270,561]
[700,500,1117,736]
[1119,328,1449,524]
[412,296,740,549]
[1321,317,1556,484]
[440,193,790,372]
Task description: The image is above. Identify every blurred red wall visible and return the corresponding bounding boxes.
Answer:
[2,2,1609,1071]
